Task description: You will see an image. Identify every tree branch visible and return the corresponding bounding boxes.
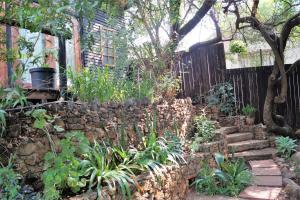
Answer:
[178,0,216,39]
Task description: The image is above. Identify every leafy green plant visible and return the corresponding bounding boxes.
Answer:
[275,136,297,158]
[42,131,91,200]
[134,129,185,178]
[154,72,181,100]
[242,105,256,117]
[0,156,22,200]
[0,109,6,136]
[229,40,247,54]
[43,131,140,200]
[83,142,139,199]
[26,109,64,153]
[193,153,252,196]
[207,82,236,115]
[68,67,154,103]
[193,116,215,143]
[0,86,27,109]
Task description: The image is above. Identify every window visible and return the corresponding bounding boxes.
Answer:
[100,26,116,66]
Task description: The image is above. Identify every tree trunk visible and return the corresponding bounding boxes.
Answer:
[263,53,295,137]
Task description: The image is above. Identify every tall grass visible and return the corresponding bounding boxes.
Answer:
[67,67,154,103]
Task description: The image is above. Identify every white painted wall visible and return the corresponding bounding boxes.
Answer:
[225,42,300,69]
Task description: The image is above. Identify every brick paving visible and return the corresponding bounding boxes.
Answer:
[239,159,283,200]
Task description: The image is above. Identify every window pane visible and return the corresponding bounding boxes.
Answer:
[103,48,108,56]
[103,56,108,64]
[108,57,114,65]
[108,48,114,56]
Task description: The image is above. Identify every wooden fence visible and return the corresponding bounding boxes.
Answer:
[226,66,300,128]
[176,43,300,128]
[175,43,226,100]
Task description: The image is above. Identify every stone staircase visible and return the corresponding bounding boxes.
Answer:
[223,126,276,161]
[223,126,283,200]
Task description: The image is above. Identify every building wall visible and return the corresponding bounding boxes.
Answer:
[0,19,81,88]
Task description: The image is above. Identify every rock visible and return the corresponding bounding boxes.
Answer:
[292,152,300,163]
[17,143,37,156]
[8,124,21,137]
[282,167,296,179]
[284,178,300,200]
[295,129,300,137]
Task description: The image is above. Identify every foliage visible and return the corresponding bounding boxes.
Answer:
[0,109,7,137]
[42,129,185,200]
[0,86,27,109]
[241,105,256,117]
[83,142,139,199]
[134,129,185,172]
[229,40,247,54]
[67,67,154,103]
[193,153,252,196]
[26,109,64,153]
[275,136,297,158]
[207,82,236,115]
[42,132,91,200]
[154,72,181,100]
[194,116,215,143]
[0,156,22,200]
[0,86,27,137]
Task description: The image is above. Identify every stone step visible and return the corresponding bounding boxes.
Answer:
[230,148,276,161]
[249,160,278,168]
[239,186,282,200]
[228,140,270,152]
[254,175,282,187]
[252,167,281,176]
[226,132,254,143]
[218,126,239,135]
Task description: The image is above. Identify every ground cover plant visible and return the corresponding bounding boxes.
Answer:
[275,136,297,159]
[192,153,252,197]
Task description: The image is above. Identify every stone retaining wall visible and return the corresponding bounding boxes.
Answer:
[1,99,194,176]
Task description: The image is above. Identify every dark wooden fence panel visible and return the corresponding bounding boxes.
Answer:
[225,65,300,128]
[176,43,300,128]
[175,43,226,99]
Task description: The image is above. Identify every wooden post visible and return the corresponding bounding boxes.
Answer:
[5,24,13,87]
[58,37,67,97]
[5,3,13,87]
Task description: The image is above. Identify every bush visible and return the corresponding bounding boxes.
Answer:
[67,67,154,103]
[193,153,252,196]
[229,40,247,54]
[193,116,215,143]
[42,130,185,199]
[207,82,236,115]
[0,156,22,200]
[275,136,297,158]
[241,105,256,117]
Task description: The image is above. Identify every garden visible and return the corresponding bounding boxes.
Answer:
[0,0,300,200]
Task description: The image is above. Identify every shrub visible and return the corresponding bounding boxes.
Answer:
[67,67,154,103]
[42,130,185,199]
[0,156,22,200]
[42,132,90,200]
[229,40,247,54]
[242,105,256,117]
[193,153,252,196]
[275,136,297,158]
[193,116,215,143]
[207,82,236,115]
